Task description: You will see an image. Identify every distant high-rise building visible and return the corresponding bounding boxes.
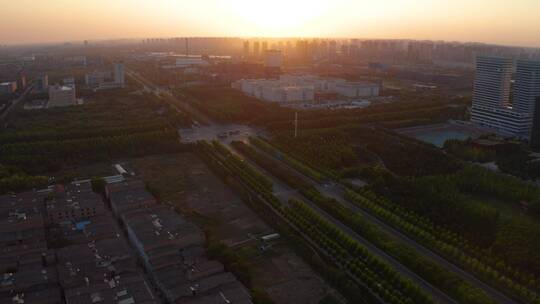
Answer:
[114,63,125,85]
[472,57,512,108]
[85,71,111,87]
[531,97,540,149]
[35,74,49,92]
[264,50,283,68]
[328,40,337,60]
[253,41,260,58]
[243,41,250,58]
[341,44,350,57]
[320,40,328,58]
[470,56,533,138]
[407,41,434,63]
[264,50,283,78]
[296,40,309,62]
[285,41,292,55]
[513,60,540,113]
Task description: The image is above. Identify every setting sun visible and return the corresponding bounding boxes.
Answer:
[227,0,328,36]
[0,0,539,46]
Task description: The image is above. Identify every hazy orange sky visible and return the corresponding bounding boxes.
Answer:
[1,0,540,47]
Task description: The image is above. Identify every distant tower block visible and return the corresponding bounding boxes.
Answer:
[264,50,283,78]
[513,60,540,113]
[264,50,283,68]
[36,74,49,92]
[114,63,125,85]
[253,41,260,59]
[531,97,540,150]
[243,41,250,59]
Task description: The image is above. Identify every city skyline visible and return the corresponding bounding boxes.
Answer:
[1,1,540,303]
[1,0,540,48]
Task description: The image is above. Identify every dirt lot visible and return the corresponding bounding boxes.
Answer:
[129,152,338,304]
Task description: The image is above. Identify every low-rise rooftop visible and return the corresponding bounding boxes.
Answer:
[0,266,59,295]
[169,273,241,302]
[1,286,63,304]
[48,215,120,246]
[181,285,253,304]
[46,183,104,221]
[106,179,157,216]
[123,206,204,265]
[57,238,136,289]
[0,205,46,251]
[64,273,157,304]
[0,191,45,214]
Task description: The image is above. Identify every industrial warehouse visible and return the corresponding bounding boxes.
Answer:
[232,74,380,104]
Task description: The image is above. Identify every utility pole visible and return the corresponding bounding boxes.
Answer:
[294,112,298,138]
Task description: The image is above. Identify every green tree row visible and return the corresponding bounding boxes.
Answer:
[0,165,48,194]
[231,140,312,190]
[233,139,500,303]
[0,122,174,144]
[283,198,432,304]
[345,188,539,303]
[0,130,189,173]
[196,141,378,303]
[249,136,328,181]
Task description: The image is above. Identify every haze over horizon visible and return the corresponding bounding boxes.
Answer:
[1,0,540,48]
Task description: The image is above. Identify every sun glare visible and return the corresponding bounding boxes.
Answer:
[229,0,327,34]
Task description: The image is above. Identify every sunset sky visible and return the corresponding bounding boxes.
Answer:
[1,0,539,47]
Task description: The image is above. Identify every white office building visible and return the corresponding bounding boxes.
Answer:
[48,84,76,107]
[175,58,209,68]
[232,74,379,104]
[470,104,533,137]
[85,71,112,87]
[233,78,315,103]
[513,59,540,113]
[471,57,539,138]
[335,82,380,98]
[471,57,513,108]
[84,63,125,89]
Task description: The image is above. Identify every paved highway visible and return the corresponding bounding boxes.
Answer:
[128,66,456,303]
[126,67,513,303]
[1,84,34,124]
[126,69,213,125]
[252,143,519,304]
[228,144,457,304]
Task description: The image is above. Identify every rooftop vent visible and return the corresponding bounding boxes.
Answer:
[90,292,103,303]
[12,294,24,304]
